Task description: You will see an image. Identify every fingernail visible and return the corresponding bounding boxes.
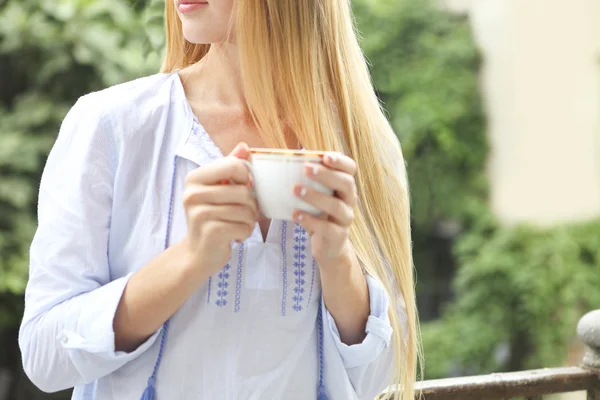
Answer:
[327,154,337,163]
[299,187,307,197]
[311,165,319,175]
[295,213,304,222]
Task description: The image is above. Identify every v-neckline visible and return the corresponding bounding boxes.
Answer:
[174,71,276,245]
[192,116,277,245]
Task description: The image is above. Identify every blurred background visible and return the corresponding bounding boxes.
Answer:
[1,0,599,399]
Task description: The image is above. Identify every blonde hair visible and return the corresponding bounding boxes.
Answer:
[162,1,420,399]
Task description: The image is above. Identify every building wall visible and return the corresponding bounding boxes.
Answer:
[445,0,600,226]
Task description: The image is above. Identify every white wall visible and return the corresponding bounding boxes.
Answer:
[445,0,600,226]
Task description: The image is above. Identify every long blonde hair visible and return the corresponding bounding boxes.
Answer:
[162,1,420,399]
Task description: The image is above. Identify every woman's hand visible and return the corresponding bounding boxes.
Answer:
[293,152,370,345]
[292,152,358,269]
[182,143,258,278]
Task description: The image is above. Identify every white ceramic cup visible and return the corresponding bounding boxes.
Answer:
[243,148,333,221]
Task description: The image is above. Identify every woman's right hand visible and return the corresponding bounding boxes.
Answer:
[181,143,258,278]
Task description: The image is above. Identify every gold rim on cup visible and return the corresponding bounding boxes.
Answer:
[249,148,325,158]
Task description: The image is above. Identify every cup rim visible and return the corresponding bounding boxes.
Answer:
[249,148,325,158]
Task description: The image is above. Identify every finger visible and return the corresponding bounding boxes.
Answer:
[294,184,354,227]
[229,142,251,161]
[304,163,357,206]
[292,210,348,240]
[186,157,251,186]
[189,204,258,227]
[183,185,258,215]
[321,152,356,176]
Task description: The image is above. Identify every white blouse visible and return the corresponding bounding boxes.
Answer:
[18,72,399,400]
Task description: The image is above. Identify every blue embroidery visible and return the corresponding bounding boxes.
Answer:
[317,302,328,399]
[140,156,178,400]
[307,257,316,305]
[193,117,222,160]
[292,225,308,312]
[207,277,212,305]
[216,263,231,307]
[141,153,329,399]
[281,221,288,316]
[234,243,244,313]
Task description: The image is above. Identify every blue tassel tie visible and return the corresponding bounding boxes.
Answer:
[317,383,329,400]
[139,158,178,400]
[140,377,156,400]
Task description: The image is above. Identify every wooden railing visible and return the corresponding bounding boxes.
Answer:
[412,366,599,400]
[383,310,600,400]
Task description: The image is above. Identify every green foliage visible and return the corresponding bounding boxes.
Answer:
[0,0,164,325]
[354,0,488,226]
[423,213,600,378]
[352,1,490,337]
[353,0,600,380]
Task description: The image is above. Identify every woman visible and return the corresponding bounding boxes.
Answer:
[19,0,419,399]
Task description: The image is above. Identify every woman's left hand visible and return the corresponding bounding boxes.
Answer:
[293,152,358,268]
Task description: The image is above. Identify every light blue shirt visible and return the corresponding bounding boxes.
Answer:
[19,72,399,400]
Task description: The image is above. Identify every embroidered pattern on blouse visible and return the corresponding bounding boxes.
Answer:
[307,257,316,306]
[193,117,222,160]
[281,221,288,316]
[207,277,212,305]
[292,224,308,312]
[216,263,231,307]
[191,118,222,308]
[234,243,244,313]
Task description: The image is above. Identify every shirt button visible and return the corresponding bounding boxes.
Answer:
[60,335,69,345]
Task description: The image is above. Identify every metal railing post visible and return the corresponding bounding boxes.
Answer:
[577,310,600,399]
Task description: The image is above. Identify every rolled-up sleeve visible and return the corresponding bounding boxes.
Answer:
[18,96,160,393]
[322,275,401,400]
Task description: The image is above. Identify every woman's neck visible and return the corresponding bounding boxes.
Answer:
[181,43,247,114]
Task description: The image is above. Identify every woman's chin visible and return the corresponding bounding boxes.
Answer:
[181,26,216,45]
